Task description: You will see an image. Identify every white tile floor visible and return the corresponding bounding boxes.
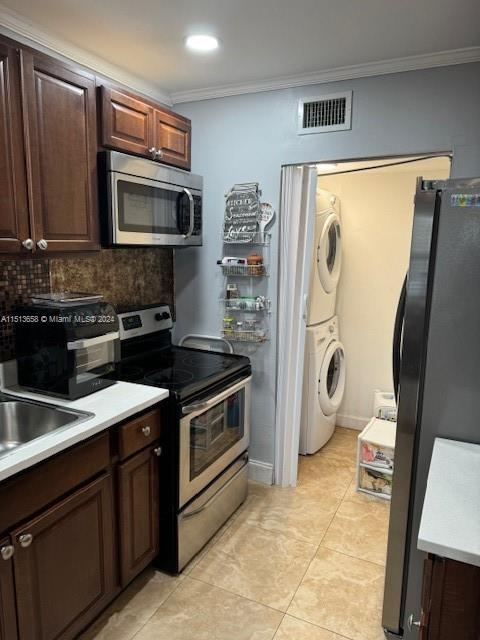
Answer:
[81,427,390,640]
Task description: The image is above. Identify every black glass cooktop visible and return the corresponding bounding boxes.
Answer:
[113,346,250,401]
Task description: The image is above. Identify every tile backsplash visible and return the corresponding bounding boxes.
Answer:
[0,248,174,362]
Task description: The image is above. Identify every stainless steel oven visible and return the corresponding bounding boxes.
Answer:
[101,151,203,247]
[179,376,251,508]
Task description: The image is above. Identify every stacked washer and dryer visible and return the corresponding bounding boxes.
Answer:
[299,188,346,455]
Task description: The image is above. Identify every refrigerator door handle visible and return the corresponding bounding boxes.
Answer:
[393,274,407,403]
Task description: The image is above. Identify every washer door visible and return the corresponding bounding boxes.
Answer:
[317,212,342,293]
[318,340,346,416]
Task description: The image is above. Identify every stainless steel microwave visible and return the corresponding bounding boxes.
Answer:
[100,151,203,247]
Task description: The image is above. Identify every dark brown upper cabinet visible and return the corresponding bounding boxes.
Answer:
[0,40,30,254]
[101,85,191,171]
[22,51,100,252]
[101,86,154,157]
[154,108,191,171]
[0,34,100,255]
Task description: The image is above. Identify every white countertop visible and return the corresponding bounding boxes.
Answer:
[418,437,480,567]
[0,382,169,482]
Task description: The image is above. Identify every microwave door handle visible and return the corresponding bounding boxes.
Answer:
[182,187,195,239]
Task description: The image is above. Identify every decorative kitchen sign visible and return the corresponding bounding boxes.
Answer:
[224,183,261,242]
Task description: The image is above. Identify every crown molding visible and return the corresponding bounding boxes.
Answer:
[0,4,172,106]
[171,46,480,104]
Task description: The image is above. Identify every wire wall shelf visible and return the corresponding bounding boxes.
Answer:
[219,264,268,277]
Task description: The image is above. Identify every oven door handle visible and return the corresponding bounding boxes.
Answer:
[182,188,195,239]
[181,375,252,416]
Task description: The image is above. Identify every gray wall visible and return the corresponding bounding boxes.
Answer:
[173,62,480,468]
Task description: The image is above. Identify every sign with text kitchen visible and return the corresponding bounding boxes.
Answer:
[224,182,261,242]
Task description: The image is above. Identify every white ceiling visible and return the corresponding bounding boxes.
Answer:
[1,0,479,103]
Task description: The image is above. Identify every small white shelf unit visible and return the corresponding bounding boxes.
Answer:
[356,417,396,501]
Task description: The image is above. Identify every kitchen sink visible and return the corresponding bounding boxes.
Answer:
[0,394,93,459]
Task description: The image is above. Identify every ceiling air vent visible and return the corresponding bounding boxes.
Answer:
[298,91,352,134]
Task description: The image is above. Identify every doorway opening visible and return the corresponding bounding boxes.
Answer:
[275,153,452,487]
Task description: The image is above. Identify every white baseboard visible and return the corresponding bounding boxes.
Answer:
[336,413,370,431]
[248,459,274,485]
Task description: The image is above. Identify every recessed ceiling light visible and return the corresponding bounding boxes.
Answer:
[185,34,219,53]
[316,163,338,172]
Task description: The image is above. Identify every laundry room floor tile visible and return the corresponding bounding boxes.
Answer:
[288,548,385,640]
[319,431,358,461]
[190,520,317,611]
[297,453,356,497]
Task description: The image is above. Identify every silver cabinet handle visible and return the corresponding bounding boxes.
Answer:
[18,533,33,548]
[407,614,421,631]
[155,148,163,159]
[182,187,195,239]
[37,239,48,250]
[1,545,14,560]
[141,426,151,437]
[148,147,157,159]
[153,446,162,457]
[22,238,34,250]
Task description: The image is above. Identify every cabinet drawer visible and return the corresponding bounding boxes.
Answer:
[118,408,162,460]
[0,433,110,535]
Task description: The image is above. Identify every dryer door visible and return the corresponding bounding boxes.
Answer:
[318,339,346,416]
[317,212,342,293]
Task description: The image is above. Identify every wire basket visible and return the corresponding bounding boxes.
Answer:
[223,231,271,245]
[223,297,270,312]
[220,264,267,277]
[222,329,268,343]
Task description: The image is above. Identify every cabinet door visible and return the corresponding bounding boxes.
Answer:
[0,538,18,640]
[154,108,191,170]
[0,39,30,253]
[12,473,116,640]
[419,555,480,640]
[118,445,160,586]
[101,86,154,157]
[22,51,99,252]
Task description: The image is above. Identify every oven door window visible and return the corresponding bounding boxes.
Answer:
[189,388,245,481]
[117,179,196,235]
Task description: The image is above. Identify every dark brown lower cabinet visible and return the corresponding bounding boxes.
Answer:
[118,445,160,586]
[419,554,480,639]
[12,473,117,640]
[0,537,18,640]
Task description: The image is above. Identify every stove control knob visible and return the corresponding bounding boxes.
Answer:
[155,313,162,321]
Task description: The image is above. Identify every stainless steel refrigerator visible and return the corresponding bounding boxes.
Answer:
[382,176,480,639]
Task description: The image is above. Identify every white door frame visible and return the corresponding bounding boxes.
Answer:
[274,164,317,487]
